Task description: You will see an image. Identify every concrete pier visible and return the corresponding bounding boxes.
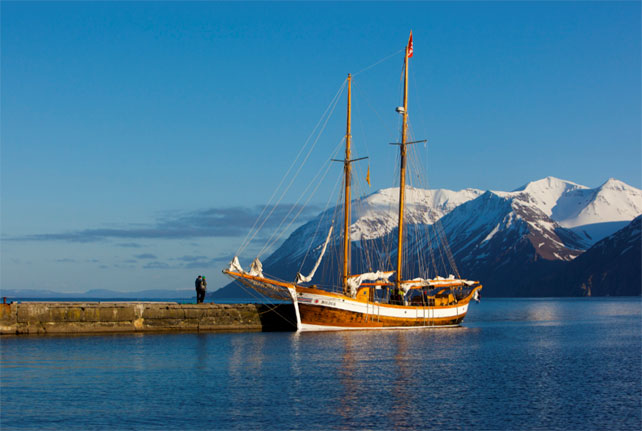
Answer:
[0,302,297,335]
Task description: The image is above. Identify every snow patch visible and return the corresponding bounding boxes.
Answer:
[482,223,500,244]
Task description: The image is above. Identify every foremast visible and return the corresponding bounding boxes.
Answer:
[396,32,412,292]
[342,74,352,295]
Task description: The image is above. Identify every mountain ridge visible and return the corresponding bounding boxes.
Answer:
[216,176,641,298]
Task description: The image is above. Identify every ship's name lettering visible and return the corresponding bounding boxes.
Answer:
[320,300,336,306]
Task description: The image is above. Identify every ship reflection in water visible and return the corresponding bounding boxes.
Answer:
[0,298,640,430]
[333,327,483,430]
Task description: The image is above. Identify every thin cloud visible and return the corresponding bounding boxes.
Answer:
[173,255,229,269]
[117,242,143,248]
[134,253,157,260]
[174,255,208,262]
[159,254,236,270]
[143,261,170,269]
[210,255,236,264]
[9,204,321,243]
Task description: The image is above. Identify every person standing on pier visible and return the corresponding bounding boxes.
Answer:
[202,276,208,302]
[195,275,204,304]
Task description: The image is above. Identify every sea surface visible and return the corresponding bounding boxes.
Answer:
[1,298,640,430]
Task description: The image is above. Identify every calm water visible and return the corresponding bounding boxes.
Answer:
[1,298,640,430]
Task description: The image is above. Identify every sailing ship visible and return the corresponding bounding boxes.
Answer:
[224,33,482,331]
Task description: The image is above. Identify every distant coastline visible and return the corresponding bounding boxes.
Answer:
[0,288,193,301]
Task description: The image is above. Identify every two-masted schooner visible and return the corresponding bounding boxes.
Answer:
[224,33,482,331]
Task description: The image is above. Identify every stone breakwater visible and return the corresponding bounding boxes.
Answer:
[0,302,297,335]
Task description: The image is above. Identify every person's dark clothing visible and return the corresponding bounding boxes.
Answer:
[195,276,204,304]
[196,289,205,304]
[199,278,207,303]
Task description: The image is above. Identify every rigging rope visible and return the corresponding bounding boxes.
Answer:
[258,135,345,258]
[236,79,347,256]
[353,49,404,77]
[297,165,343,274]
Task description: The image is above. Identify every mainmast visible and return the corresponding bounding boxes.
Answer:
[396,33,412,292]
[342,74,352,294]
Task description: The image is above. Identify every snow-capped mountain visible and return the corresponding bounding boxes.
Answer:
[348,187,484,240]
[261,186,484,266]
[440,190,585,263]
[217,177,641,298]
[503,177,642,244]
[272,177,640,269]
[423,190,588,296]
[346,177,641,249]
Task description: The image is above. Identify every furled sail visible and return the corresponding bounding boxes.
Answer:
[228,256,244,273]
[400,277,432,293]
[346,271,395,297]
[399,275,480,293]
[227,256,264,278]
[249,257,264,278]
[296,226,333,284]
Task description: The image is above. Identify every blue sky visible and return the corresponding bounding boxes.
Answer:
[2,1,640,293]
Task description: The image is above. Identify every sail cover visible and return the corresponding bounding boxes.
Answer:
[346,271,395,297]
[296,226,333,284]
[399,275,479,292]
[400,277,431,293]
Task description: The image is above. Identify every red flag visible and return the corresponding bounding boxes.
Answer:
[407,31,413,58]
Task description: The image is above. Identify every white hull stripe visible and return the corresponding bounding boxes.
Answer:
[298,291,469,320]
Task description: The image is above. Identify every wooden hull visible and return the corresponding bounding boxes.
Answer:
[298,303,465,331]
[295,287,477,332]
